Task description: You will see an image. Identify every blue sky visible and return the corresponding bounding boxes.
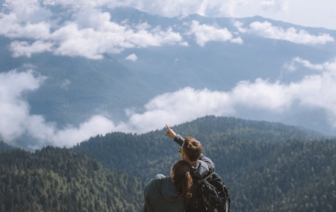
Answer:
[1,0,336,148]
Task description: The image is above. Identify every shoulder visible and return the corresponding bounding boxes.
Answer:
[145,174,167,188]
[153,174,166,180]
[191,160,212,178]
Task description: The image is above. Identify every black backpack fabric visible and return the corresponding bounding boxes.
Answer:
[198,172,230,212]
[185,164,230,212]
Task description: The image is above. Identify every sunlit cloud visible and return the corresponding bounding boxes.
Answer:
[246,21,335,45]
[125,53,138,62]
[0,4,184,59]
[0,70,123,148]
[0,70,47,145]
[125,57,336,132]
[283,57,336,73]
[10,41,53,57]
[1,0,334,59]
[188,20,242,46]
[2,57,336,148]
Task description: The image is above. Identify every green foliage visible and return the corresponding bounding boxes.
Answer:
[73,116,335,212]
[1,116,335,212]
[0,147,142,212]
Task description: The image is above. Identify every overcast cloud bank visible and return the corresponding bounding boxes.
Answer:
[1,57,336,148]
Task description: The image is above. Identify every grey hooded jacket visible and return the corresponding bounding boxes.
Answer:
[141,174,185,212]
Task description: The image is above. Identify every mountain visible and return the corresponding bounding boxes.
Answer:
[72,116,328,180]
[0,146,142,212]
[0,140,15,152]
[73,116,335,212]
[1,6,336,149]
[1,116,335,211]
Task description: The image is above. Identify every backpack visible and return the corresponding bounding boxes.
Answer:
[185,164,231,212]
[198,171,230,212]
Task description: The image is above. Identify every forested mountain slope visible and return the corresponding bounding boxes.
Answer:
[1,116,334,212]
[0,140,14,152]
[73,116,336,212]
[73,116,327,180]
[0,147,142,212]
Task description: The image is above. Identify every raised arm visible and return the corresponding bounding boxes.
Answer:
[165,124,215,169]
[165,124,183,146]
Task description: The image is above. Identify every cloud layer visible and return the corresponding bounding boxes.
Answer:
[1,0,334,60]
[1,57,336,148]
[1,1,336,149]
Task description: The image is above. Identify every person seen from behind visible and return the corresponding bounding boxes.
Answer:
[165,124,215,212]
[141,160,193,212]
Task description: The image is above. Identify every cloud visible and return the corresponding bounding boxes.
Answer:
[125,53,138,62]
[1,1,334,59]
[284,57,324,71]
[10,41,53,57]
[2,57,336,148]
[0,4,184,59]
[260,0,287,12]
[0,13,51,39]
[283,57,336,73]
[188,20,242,46]
[0,70,46,144]
[0,70,125,148]
[124,57,336,132]
[246,21,335,45]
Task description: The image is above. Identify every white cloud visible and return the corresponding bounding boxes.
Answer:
[10,41,53,57]
[188,20,242,46]
[3,0,52,23]
[247,21,335,45]
[0,4,184,59]
[124,58,336,132]
[0,70,125,148]
[125,53,137,62]
[0,70,46,143]
[1,0,335,59]
[2,57,336,148]
[283,57,336,73]
[260,0,287,12]
[0,13,51,39]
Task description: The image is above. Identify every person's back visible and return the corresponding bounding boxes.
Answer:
[141,160,193,212]
[166,125,215,212]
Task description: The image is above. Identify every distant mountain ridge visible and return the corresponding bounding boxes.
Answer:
[1,5,336,148]
[1,116,335,211]
[73,116,328,180]
[71,115,336,212]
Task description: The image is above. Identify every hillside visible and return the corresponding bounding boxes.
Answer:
[0,147,142,212]
[1,117,335,212]
[73,116,336,212]
[0,140,14,152]
[73,116,327,180]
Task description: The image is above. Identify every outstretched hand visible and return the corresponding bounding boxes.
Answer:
[165,124,177,138]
